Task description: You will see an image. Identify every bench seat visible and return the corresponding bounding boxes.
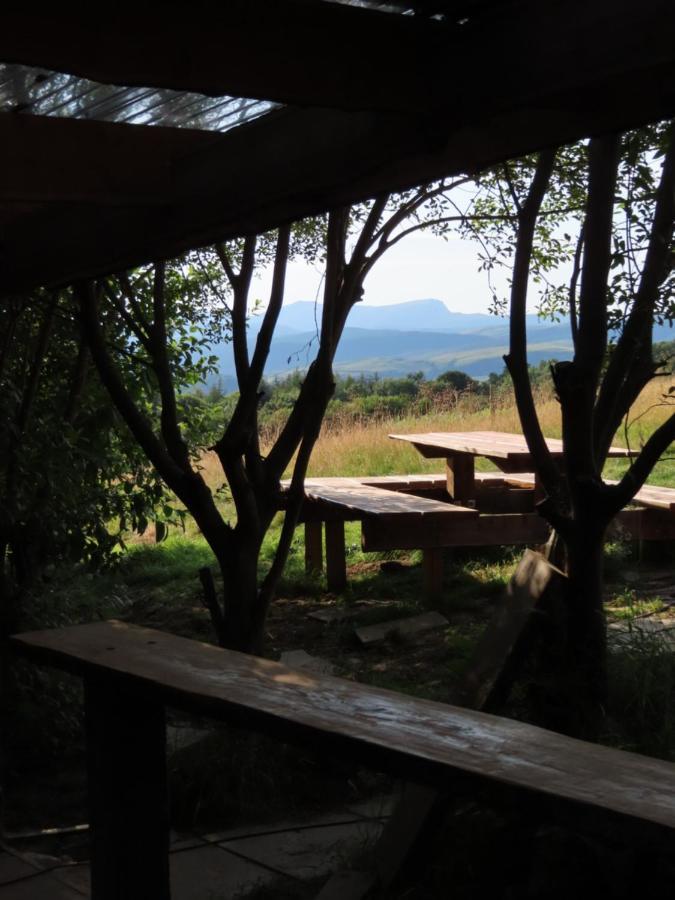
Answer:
[13,620,675,834]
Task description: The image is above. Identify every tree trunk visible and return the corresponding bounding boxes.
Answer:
[559,526,607,739]
[218,533,266,655]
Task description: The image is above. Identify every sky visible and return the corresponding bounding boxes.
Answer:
[251,229,507,313]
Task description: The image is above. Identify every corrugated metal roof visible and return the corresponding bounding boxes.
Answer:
[0,63,279,132]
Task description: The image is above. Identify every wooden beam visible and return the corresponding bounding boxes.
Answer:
[0,1,437,115]
[0,113,219,206]
[2,0,675,293]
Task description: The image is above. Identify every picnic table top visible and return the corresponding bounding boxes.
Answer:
[389,430,635,464]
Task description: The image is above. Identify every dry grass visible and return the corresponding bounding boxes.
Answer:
[195,376,675,484]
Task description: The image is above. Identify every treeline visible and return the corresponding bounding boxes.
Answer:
[191,362,552,437]
[190,338,675,438]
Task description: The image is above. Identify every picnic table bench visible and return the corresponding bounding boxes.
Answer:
[285,433,675,597]
[12,620,675,899]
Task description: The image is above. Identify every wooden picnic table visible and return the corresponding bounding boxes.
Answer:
[389,430,635,504]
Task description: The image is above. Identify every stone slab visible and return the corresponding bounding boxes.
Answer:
[280,649,336,676]
[316,869,378,899]
[609,616,675,649]
[0,867,83,899]
[220,820,383,881]
[355,611,449,646]
[170,844,275,899]
[202,812,361,845]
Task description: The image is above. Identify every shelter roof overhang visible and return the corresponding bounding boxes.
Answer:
[2,0,675,295]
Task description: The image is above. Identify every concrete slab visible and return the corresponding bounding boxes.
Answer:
[309,607,358,624]
[309,601,398,624]
[280,649,336,675]
[52,863,90,896]
[344,792,398,820]
[220,819,383,880]
[315,869,377,899]
[609,616,675,650]
[170,844,276,899]
[355,611,449,646]
[0,867,83,899]
[202,811,362,844]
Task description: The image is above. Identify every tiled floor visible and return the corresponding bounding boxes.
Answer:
[0,796,394,899]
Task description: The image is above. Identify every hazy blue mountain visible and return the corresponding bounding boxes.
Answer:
[259,299,507,334]
[203,299,675,388]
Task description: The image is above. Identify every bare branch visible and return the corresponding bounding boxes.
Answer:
[568,225,584,348]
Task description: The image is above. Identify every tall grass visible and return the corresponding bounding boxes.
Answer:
[196,375,675,484]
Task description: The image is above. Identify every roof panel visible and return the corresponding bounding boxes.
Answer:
[0,63,279,132]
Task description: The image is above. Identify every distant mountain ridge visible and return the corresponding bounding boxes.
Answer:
[206,299,675,386]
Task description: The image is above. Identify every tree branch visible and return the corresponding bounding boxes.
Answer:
[503,148,561,498]
[150,261,192,471]
[607,411,675,512]
[595,121,675,459]
[576,135,620,393]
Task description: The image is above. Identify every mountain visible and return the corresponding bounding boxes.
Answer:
[258,299,509,335]
[205,299,675,388]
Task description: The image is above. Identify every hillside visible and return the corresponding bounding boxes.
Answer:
[206,299,675,385]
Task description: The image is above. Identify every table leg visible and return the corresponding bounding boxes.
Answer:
[446,453,475,504]
[305,521,323,574]
[326,521,347,592]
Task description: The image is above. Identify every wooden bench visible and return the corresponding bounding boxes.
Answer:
[282,476,478,597]
[12,621,675,899]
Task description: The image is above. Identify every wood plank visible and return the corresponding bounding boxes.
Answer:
[389,431,633,463]
[459,550,566,712]
[13,621,675,831]
[301,483,478,519]
[362,511,550,551]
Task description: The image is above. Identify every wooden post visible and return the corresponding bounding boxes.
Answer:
[85,679,170,900]
[422,548,443,603]
[305,521,323,574]
[446,453,475,504]
[325,521,346,592]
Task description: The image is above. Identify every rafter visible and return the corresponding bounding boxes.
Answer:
[1,0,675,294]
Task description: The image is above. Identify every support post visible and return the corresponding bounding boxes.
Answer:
[423,548,444,603]
[85,679,170,900]
[304,521,323,574]
[446,453,475,504]
[325,520,346,592]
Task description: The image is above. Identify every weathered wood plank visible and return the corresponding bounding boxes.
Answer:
[362,511,550,551]
[13,621,675,831]
[458,550,566,712]
[389,432,634,469]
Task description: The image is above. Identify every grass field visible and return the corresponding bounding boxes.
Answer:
[195,374,675,485]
